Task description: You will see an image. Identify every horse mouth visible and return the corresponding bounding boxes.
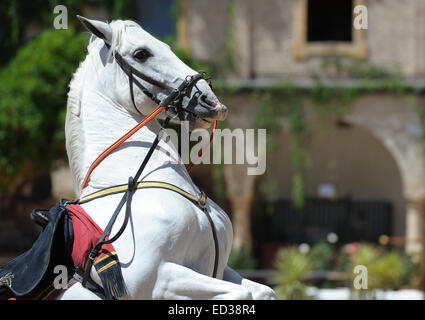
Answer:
[197,117,213,129]
[195,105,227,129]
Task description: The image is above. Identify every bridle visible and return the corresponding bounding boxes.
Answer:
[77,43,220,295]
[80,44,217,191]
[114,50,212,116]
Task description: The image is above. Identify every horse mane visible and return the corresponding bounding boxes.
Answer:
[65,19,140,196]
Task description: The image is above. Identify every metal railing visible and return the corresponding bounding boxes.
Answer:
[237,269,350,286]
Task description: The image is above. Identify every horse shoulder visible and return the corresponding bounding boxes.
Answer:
[131,188,201,238]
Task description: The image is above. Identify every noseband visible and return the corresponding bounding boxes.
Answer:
[114,49,211,119]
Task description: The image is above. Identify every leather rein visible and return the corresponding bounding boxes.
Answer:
[78,45,220,292]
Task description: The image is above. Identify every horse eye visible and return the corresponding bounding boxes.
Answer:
[134,49,152,62]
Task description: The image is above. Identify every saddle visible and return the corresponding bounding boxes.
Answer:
[0,181,212,300]
[0,199,74,300]
[0,199,125,300]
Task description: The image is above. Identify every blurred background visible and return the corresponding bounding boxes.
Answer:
[1,0,425,300]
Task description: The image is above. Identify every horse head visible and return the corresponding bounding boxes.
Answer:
[77,16,227,130]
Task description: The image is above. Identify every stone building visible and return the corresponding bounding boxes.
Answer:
[2,0,425,271]
[176,0,425,265]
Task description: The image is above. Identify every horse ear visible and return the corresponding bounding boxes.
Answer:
[77,15,113,45]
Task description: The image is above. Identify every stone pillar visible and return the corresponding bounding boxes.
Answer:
[221,93,260,250]
[229,194,254,249]
[405,198,425,260]
[177,0,191,52]
[405,197,425,291]
[224,164,256,250]
[233,0,254,79]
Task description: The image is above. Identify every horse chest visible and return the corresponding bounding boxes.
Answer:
[185,199,233,275]
[205,202,233,249]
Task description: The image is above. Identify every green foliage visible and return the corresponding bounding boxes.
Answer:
[315,56,401,79]
[310,241,333,271]
[398,250,422,288]
[253,84,310,208]
[227,246,258,270]
[0,0,88,66]
[310,81,357,119]
[272,242,420,300]
[0,28,88,192]
[349,244,401,293]
[348,243,420,298]
[272,246,313,300]
[0,1,138,67]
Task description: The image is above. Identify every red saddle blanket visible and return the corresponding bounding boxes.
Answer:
[66,203,126,300]
[66,203,116,271]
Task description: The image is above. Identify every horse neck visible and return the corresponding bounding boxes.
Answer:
[66,54,195,198]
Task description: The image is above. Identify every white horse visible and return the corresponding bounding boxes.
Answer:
[59,16,276,300]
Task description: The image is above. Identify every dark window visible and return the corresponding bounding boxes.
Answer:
[307,0,353,42]
[136,0,176,39]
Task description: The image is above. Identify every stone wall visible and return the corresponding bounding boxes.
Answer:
[184,0,425,78]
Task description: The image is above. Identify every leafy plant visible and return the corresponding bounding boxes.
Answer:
[347,243,420,298]
[0,28,88,193]
[271,242,421,300]
[272,246,313,300]
[310,241,333,271]
[227,246,257,270]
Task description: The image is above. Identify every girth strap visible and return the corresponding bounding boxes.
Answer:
[79,181,207,206]
[78,180,219,279]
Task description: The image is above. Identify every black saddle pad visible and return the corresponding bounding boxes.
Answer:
[0,199,74,299]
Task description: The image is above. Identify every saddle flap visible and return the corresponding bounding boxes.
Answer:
[30,209,50,229]
[0,200,74,299]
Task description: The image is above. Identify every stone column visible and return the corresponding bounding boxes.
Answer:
[405,198,425,260]
[221,94,259,250]
[177,0,191,52]
[405,197,425,291]
[229,194,254,249]
[233,0,254,79]
[224,164,256,250]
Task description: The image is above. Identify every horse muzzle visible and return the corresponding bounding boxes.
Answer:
[191,98,227,129]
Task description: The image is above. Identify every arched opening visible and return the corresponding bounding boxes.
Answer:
[255,118,405,267]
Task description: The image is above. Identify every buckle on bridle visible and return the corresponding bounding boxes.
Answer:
[165,106,179,119]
